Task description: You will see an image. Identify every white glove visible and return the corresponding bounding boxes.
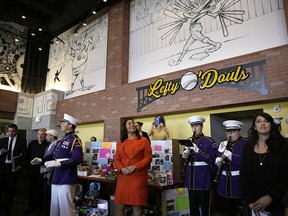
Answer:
[215,157,223,167]
[191,144,199,153]
[44,160,61,168]
[31,157,42,165]
[223,150,232,161]
[182,147,190,159]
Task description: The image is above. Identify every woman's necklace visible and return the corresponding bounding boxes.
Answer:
[259,151,269,166]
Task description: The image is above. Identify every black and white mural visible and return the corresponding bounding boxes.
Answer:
[129,0,288,82]
[0,21,27,92]
[46,13,108,99]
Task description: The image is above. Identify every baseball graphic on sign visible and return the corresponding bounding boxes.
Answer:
[181,72,198,91]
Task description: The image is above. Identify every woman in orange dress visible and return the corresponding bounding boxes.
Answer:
[114,118,152,216]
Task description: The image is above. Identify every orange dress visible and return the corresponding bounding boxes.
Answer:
[114,137,152,205]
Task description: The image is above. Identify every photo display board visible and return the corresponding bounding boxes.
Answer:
[85,141,117,168]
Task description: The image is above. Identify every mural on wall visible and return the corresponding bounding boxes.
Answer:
[129,0,288,82]
[46,13,108,99]
[0,21,27,91]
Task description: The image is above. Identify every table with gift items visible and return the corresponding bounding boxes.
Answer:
[76,140,188,216]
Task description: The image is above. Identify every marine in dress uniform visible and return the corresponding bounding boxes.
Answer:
[215,120,248,216]
[181,116,217,216]
[31,113,83,216]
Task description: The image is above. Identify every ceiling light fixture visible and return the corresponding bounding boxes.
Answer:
[31,32,36,36]
[103,0,107,2]
[21,15,26,19]
[83,22,87,26]
[92,10,96,15]
[38,47,42,51]
[38,28,43,31]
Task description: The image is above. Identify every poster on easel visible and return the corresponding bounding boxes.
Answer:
[84,141,117,168]
[149,140,181,184]
[162,187,190,216]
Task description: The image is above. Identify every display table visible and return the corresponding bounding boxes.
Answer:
[77,175,184,216]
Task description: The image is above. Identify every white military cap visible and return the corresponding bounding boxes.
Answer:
[187,116,205,125]
[223,120,243,130]
[60,113,79,126]
[273,117,283,125]
[45,129,58,137]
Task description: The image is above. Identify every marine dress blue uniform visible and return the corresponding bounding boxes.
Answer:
[216,137,247,198]
[182,127,217,216]
[43,131,83,216]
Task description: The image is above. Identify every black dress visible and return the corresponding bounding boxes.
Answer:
[240,144,288,215]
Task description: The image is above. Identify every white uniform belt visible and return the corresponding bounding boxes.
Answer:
[221,170,240,176]
[188,161,208,166]
[56,158,70,162]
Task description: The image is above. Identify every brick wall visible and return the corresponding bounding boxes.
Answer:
[0,89,18,119]
[56,0,288,141]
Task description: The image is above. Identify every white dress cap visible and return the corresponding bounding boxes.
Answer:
[187,116,205,125]
[273,117,283,125]
[223,120,243,130]
[60,113,79,126]
[45,129,58,137]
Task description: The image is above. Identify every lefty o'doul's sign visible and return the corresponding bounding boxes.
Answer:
[136,60,267,112]
[148,65,250,99]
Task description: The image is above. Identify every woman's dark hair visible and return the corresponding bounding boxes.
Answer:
[248,112,286,151]
[120,118,141,142]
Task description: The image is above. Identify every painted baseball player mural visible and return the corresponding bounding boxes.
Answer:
[66,34,93,95]
[159,0,245,65]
